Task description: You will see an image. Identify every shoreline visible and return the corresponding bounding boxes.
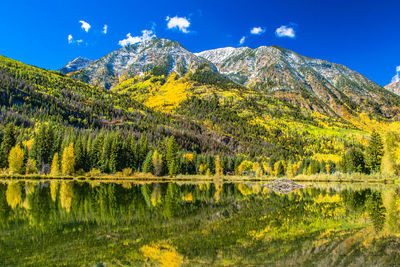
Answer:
[0,173,398,184]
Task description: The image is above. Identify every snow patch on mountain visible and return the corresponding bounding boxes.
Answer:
[59,57,94,74]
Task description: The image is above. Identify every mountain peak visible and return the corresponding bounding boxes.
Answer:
[59,57,94,74]
[70,38,215,89]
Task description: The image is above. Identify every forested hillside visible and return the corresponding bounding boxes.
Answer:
[2,40,400,178]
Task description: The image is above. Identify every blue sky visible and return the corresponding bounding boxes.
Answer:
[0,0,399,86]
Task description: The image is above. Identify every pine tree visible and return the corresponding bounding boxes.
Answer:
[166,137,179,176]
[0,124,17,169]
[341,147,366,173]
[365,131,384,173]
[8,145,24,174]
[276,161,285,177]
[61,143,75,176]
[30,123,55,172]
[142,151,153,173]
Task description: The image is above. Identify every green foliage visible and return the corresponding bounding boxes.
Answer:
[365,131,384,173]
[341,147,366,174]
[0,124,17,169]
[142,151,154,173]
[166,137,179,176]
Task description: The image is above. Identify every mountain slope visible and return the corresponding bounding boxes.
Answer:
[0,54,370,160]
[70,38,216,89]
[385,81,400,96]
[59,57,94,74]
[196,46,400,119]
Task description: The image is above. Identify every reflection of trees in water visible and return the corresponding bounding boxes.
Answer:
[60,182,74,212]
[6,182,22,209]
[342,188,389,232]
[0,181,398,235]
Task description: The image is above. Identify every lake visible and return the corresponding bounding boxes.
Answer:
[0,180,399,266]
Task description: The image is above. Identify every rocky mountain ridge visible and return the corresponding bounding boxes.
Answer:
[67,38,400,119]
[59,57,94,74]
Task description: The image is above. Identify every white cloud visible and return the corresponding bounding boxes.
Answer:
[166,16,190,33]
[103,24,108,34]
[118,29,156,46]
[79,20,91,32]
[239,36,246,45]
[68,34,83,45]
[397,66,400,73]
[275,25,295,38]
[250,26,265,35]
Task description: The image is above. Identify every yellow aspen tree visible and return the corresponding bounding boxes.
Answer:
[61,143,75,176]
[50,153,60,176]
[215,156,224,176]
[8,145,24,174]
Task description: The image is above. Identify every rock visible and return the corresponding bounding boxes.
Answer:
[266,178,305,194]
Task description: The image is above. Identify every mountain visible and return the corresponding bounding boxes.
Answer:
[385,81,400,95]
[59,57,94,74]
[70,39,400,120]
[70,38,216,89]
[196,46,400,118]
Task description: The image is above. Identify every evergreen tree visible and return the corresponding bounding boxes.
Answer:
[276,161,285,177]
[142,151,154,173]
[30,123,55,172]
[166,137,179,176]
[365,131,384,173]
[341,147,366,173]
[0,124,17,169]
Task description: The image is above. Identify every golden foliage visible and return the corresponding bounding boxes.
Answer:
[50,153,60,176]
[238,160,253,175]
[183,153,194,162]
[6,182,22,209]
[214,156,223,176]
[145,74,191,112]
[182,192,193,202]
[8,145,24,174]
[60,182,74,212]
[140,242,183,267]
[61,143,75,175]
[50,181,59,202]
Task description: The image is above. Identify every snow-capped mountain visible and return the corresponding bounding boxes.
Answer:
[59,57,94,74]
[70,38,216,89]
[196,46,396,116]
[67,38,400,118]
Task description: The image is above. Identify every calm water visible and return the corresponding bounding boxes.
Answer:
[0,180,399,266]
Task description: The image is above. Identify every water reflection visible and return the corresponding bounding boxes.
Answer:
[0,180,399,266]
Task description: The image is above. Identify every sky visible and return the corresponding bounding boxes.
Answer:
[0,0,400,86]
